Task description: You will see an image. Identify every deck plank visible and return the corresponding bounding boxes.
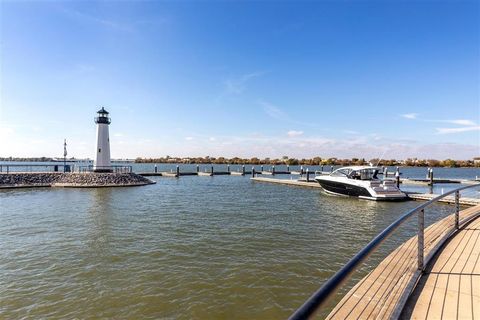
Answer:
[403,206,480,319]
[326,204,480,320]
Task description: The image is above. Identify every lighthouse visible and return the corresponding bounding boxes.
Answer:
[94,107,112,172]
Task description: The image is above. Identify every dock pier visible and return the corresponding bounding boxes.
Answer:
[289,184,480,320]
[250,176,480,205]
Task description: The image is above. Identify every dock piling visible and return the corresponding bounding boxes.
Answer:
[306,168,310,182]
[176,165,180,177]
[252,167,256,177]
[154,164,158,173]
[272,165,275,175]
[395,167,400,188]
[211,165,214,174]
[196,165,200,173]
[242,165,245,175]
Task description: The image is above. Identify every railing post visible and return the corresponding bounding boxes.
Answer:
[455,190,460,229]
[418,209,425,271]
[395,167,400,188]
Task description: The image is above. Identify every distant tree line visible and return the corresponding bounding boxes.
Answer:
[0,157,54,162]
[134,156,480,167]
[1,156,478,167]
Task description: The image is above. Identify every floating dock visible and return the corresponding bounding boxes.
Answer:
[138,170,473,185]
[407,192,480,206]
[250,177,480,206]
[251,177,320,188]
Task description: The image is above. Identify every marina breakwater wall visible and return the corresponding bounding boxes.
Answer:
[0,173,155,188]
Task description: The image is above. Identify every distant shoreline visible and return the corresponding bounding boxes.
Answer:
[1,157,479,168]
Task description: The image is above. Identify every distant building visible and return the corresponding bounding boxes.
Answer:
[474,157,480,165]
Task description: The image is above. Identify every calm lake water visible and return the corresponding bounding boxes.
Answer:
[1,165,479,319]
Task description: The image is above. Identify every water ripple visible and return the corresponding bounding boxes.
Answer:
[0,175,459,319]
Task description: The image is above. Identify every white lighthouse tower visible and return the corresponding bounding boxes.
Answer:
[94,107,112,172]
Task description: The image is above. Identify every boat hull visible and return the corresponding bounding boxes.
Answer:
[317,179,371,197]
[315,178,407,201]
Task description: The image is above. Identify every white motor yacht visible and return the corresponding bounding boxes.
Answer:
[314,166,407,201]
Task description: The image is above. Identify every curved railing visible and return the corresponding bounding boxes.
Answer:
[289,183,480,320]
[78,165,132,173]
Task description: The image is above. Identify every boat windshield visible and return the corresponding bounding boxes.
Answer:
[348,168,378,180]
[331,168,353,177]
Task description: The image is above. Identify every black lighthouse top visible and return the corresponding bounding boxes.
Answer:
[95,107,111,124]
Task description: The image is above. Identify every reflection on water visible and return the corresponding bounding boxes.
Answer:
[86,188,114,254]
[0,174,470,319]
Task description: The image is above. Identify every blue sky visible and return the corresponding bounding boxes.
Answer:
[1,1,479,159]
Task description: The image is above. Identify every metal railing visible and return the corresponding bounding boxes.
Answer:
[289,183,480,320]
[0,164,72,173]
[77,165,132,173]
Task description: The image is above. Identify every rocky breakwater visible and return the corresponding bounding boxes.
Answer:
[0,173,155,189]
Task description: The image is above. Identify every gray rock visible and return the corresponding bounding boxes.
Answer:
[0,173,155,188]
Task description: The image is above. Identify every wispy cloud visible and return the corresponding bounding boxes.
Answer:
[436,126,480,134]
[287,130,303,137]
[259,100,288,120]
[185,136,194,141]
[436,119,477,126]
[433,119,478,134]
[401,113,418,119]
[61,7,133,32]
[224,71,265,95]
[258,100,320,129]
[401,113,479,135]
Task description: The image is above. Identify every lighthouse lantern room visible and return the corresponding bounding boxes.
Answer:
[94,107,112,172]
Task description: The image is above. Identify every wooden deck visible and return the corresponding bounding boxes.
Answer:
[326,204,480,320]
[401,212,480,319]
